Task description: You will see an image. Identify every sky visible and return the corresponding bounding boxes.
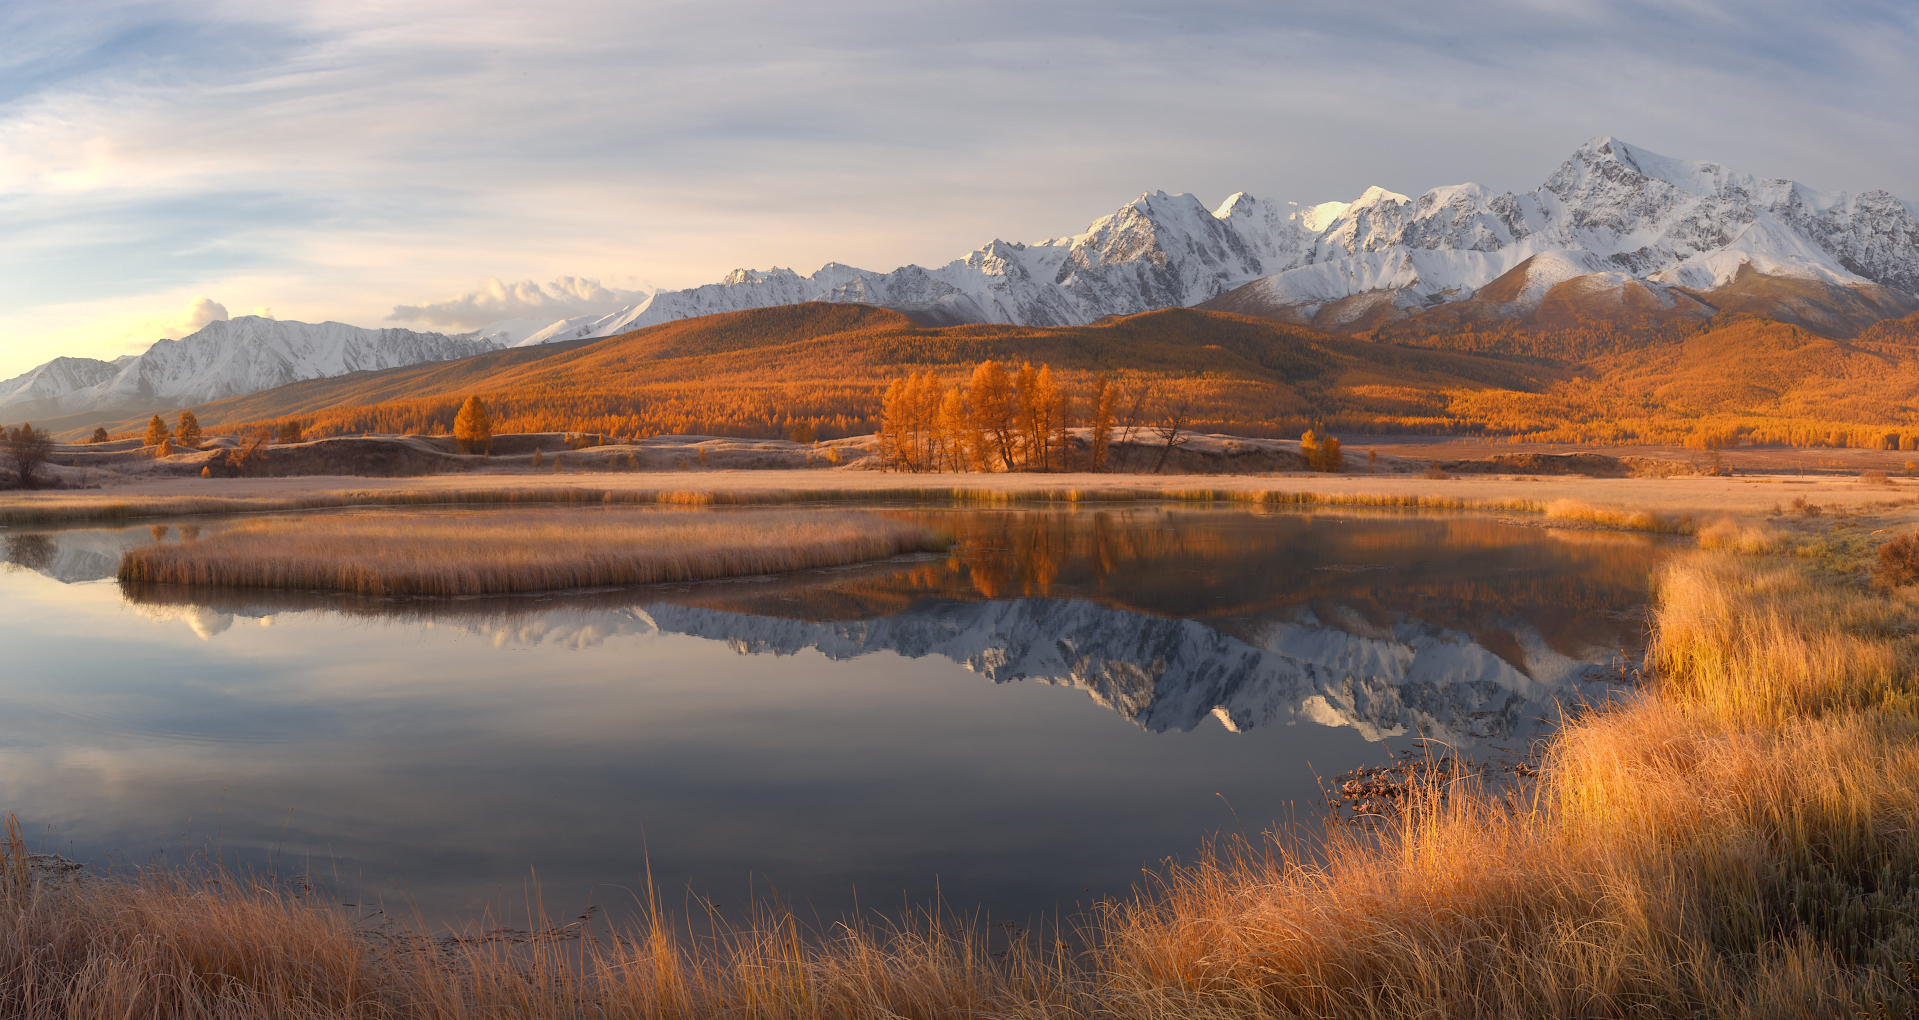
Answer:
[2,0,1915,379]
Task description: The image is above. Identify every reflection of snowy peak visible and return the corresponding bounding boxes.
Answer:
[507,136,1917,340]
[0,316,505,419]
[636,598,1619,744]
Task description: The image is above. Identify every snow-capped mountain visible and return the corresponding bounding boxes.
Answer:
[520,136,1917,341]
[0,317,505,420]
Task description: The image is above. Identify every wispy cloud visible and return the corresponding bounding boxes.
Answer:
[0,0,1914,376]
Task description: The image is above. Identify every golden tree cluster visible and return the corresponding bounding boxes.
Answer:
[879,362,1131,473]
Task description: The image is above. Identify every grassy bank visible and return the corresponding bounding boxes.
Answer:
[11,528,1905,1017]
[117,510,947,596]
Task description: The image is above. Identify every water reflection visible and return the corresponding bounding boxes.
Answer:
[2,506,1667,921]
[70,507,1669,745]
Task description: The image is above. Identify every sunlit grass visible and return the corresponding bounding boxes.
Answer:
[1545,497,1695,534]
[118,511,947,596]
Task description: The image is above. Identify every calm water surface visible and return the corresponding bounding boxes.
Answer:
[0,506,1668,925]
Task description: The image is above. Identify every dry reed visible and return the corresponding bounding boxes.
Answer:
[15,527,1919,1018]
[1545,497,1696,534]
[117,511,946,596]
[1696,516,1791,554]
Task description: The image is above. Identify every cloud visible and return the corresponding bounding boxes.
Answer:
[90,296,229,356]
[178,297,229,333]
[388,277,650,329]
[0,0,1915,378]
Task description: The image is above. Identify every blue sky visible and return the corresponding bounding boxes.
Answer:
[2,0,1915,378]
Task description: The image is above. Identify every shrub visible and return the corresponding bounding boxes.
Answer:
[276,420,304,444]
[1877,532,1919,587]
[1300,429,1343,472]
[3,423,53,488]
[1861,469,1892,486]
[1423,463,1450,480]
[88,427,109,444]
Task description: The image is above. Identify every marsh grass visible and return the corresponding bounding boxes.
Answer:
[17,522,1919,1017]
[1697,516,1791,554]
[117,511,946,596]
[1546,497,1696,534]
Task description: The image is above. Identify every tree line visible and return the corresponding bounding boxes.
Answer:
[870,360,1331,474]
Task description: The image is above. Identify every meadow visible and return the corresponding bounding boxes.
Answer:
[115,510,947,596]
[8,499,1919,1017]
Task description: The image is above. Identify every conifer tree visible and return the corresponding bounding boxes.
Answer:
[453,396,493,453]
[276,420,303,444]
[89,427,110,444]
[968,361,1018,471]
[1089,375,1117,472]
[936,385,973,472]
[176,410,202,447]
[144,415,171,447]
[1029,365,1063,471]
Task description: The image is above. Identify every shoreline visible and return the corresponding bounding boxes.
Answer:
[4,469,1914,529]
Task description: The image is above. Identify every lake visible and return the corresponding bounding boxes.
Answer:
[0,504,1668,928]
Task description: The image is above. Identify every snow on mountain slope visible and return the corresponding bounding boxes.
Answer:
[625,597,1621,744]
[1209,136,1919,331]
[517,135,1916,343]
[0,317,506,420]
[0,357,127,420]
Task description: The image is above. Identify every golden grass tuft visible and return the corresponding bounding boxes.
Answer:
[1647,554,1914,726]
[117,510,946,596]
[1546,497,1695,534]
[1696,516,1790,554]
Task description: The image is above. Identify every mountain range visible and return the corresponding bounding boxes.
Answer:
[525,135,1919,339]
[0,318,501,423]
[6,135,1916,425]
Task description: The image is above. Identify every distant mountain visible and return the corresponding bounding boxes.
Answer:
[0,317,504,421]
[506,136,1917,342]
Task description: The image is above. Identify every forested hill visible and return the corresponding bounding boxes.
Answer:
[85,304,1562,442]
[65,305,1919,451]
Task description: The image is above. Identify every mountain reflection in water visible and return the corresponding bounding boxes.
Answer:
[87,507,1668,746]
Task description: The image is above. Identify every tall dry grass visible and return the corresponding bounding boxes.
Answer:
[117,511,946,596]
[3,483,1549,528]
[16,531,1919,1017]
[1546,497,1696,534]
[1696,516,1790,554]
